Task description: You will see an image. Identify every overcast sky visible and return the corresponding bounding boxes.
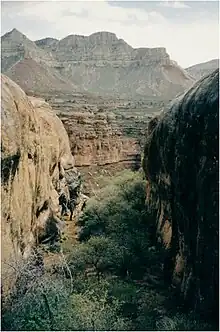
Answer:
[1,1,219,67]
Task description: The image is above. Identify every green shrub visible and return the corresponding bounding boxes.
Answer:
[68,236,124,278]
[2,267,131,331]
[59,289,131,331]
[78,170,157,278]
[2,274,69,331]
[3,170,212,331]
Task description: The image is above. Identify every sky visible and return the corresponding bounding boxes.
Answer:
[1,0,219,67]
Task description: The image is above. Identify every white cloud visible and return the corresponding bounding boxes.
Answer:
[158,1,190,9]
[1,1,218,67]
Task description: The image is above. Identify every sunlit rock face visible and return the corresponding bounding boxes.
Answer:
[143,69,219,319]
[1,74,82,289]
[59,111,141,168]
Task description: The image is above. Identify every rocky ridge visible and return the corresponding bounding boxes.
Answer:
[1,29,78,94]
[1,28,57,71]
[2,28,194,98]
[5,58,78,94]
[143,69,219,320]
[186,59,219,81]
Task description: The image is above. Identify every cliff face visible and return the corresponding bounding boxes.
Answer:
[1,75,83,288]
[59,111,141,168]
[2,29,194,99]
[58,110,141,195]
[143,70,219,318]
[36,31,193,98]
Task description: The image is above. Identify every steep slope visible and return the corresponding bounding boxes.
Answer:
[1,29,194,99]
[1,74,83,291]
[143,69,219,320]
[5,58,77,94]
[1,29,78,94]
[186,59,219,81]
[1,28,57,71]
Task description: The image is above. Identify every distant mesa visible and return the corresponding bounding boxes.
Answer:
[2,28,217,98]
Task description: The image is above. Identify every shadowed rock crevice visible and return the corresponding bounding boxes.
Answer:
[1,153,21,184]
[143,69,219,321]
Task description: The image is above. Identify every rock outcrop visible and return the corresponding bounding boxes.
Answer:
[59,111,141,168]
[143,70,219,320]
[1,75,83,288]
[2,29,194,99]
[186,59,219,81]
[58,110,141,195]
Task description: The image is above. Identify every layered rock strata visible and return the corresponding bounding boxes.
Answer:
[58,110,141,194]
[59,111,141,168]
[35,31,194,98]
[2,29,194,98]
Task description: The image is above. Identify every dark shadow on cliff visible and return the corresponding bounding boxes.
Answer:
[143,69,219,328]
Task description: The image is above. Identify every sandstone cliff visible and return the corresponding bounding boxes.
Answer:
[1,75,83,288]
[58,110,141,194]
[143,70,219,319]
[59,111,141,168]
[2,29,194,99]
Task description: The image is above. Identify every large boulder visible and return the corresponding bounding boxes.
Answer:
[143,69,219,319]
[1,75,82,290]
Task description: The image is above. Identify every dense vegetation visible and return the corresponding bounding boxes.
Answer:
[2,170,213,331]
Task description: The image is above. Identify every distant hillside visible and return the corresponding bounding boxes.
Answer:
[186,59,219,81]
[2,28,194,99]
[1,28,57,71]
[5,58,77,94]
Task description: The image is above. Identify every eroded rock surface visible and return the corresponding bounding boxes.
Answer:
[58,111,141,195]
[60,111,141,168]
[1,75,83,287]
[143,69,219,319]
[2,29,194,99]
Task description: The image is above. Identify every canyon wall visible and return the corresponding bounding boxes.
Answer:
[60,111,141,167]
[59,110,141,194]
[143,69,219,319]
[1,75,83,289]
